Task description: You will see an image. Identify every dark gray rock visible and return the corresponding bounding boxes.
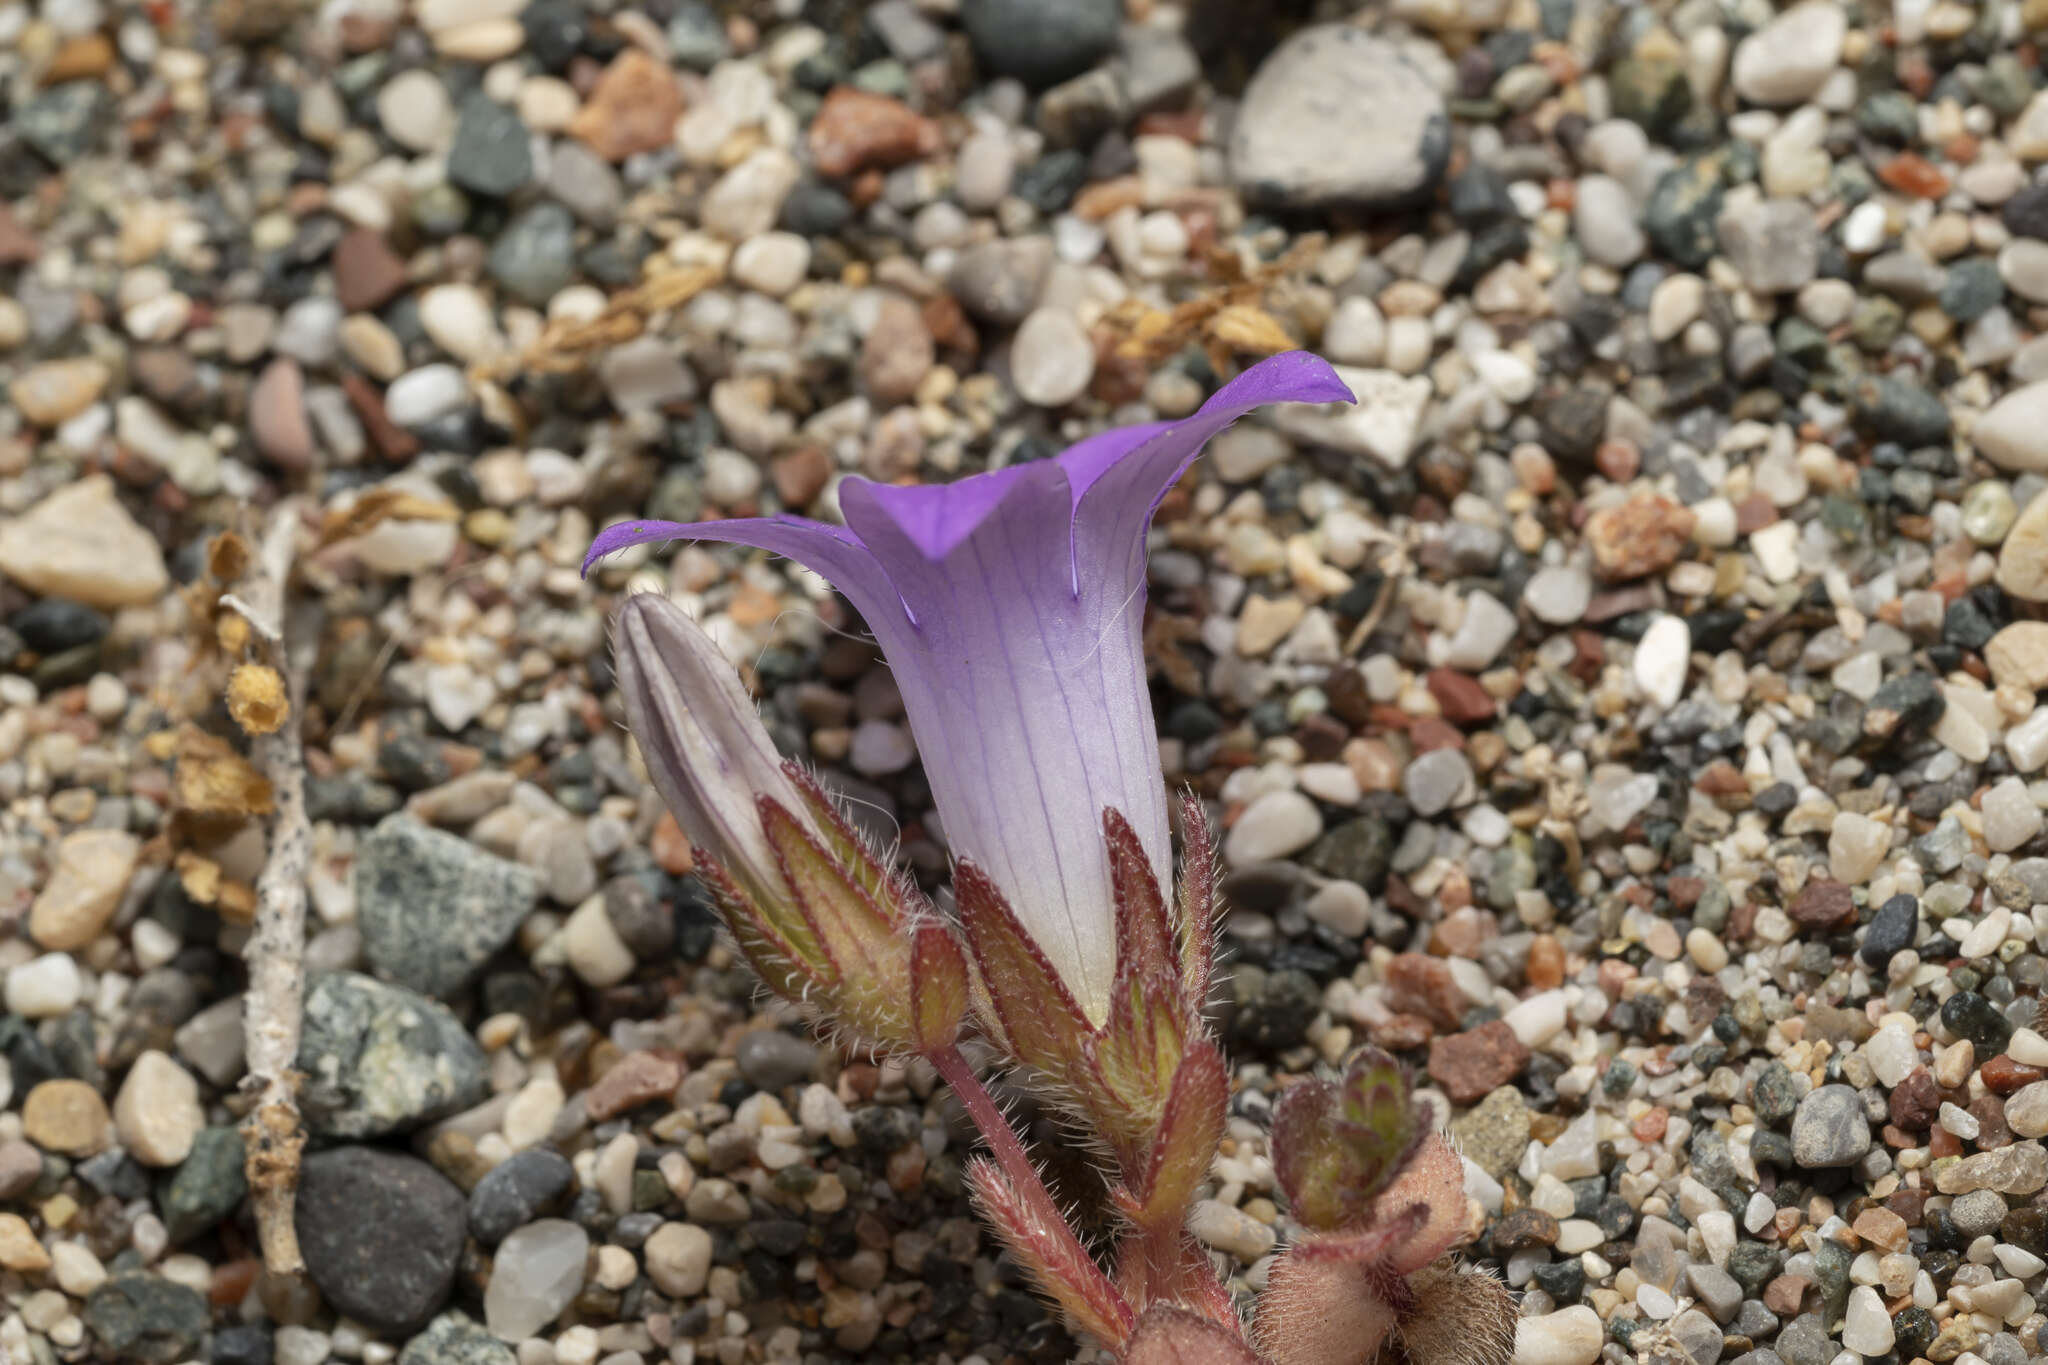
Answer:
[488,204,578,307]
[297,1147,466,1337]
[157,1126,248,1243]
[735,1030,820,1091]
[1230,26,1447,209]
[83,1274,209,1363]
[960,0,1120,87]
[356,814,540,1001]
[19,84,113,164]
[296,972,489,1139]
[447,92,532,198]
[468,1148,575,1246]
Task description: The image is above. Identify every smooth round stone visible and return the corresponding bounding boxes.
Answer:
[1730,0,1846,106]
[1524,565,1591,624]
[385,365,472,428]
[419,284,501,362]
[1790,1084,1871,1168]
[1996,487,2048,602]
[644,1222,713,1298]
[1404,749,1475,817]
[1974,381,2048,473]
[1010,307,1094,407]
[5,953,80,1018]
[1322,296,1386,367]
[1513,1306,1603,1365]
[729,232,811,296]
[1987,621,2048,689]
[2001,238,2048,302]
[378,70,455,151]
[111,1051,202,1167]
[1574,175,1645,267]
[296,1147,466,1336]
[1223,790,1324,867]
[1963,480,2019,545]
[955,131,1015,210]
[960,0,1119,87]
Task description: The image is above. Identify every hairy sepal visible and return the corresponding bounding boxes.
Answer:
[955,859,1092,1079]
[1122,1305,1266,1365]
[1107,807,1181,996]
[759,795,914,1043]
[966,1156,1132,1346]
[1175,793,1218,1007]
[692,852,828,1008]
[1119,1040,1226,1230]
[909,921,970,1053]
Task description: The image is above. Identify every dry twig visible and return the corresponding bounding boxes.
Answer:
[225,500,315,1276]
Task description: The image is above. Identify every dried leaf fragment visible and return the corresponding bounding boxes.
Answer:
[173,729,274,819]
[227,664,289,736]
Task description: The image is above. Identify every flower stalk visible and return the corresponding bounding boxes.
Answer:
[596,353,1507,1365]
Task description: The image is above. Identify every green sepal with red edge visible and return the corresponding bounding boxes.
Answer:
[1270,1046,1428,1232]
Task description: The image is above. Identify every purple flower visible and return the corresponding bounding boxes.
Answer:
[588,351,1353,1019]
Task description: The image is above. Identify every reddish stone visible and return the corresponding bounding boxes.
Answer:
[1426,668,1495,724]
[1384,953,1465,1031]
[1526,935,1565,991]
[1667,876,1706,910]
[1889,1068,1939,1130]
[771,446,832,509]
[808,87,941,179]
[1593,439,1640,483]
[1587,493,1696,581]
[340,373,420,462]
[1878,152,1950,199]
[249,358,315,469]
[1427,1020,1530,1104]
[1582,583,1662,623]
[922,293,978,355]
[569,49,685,162]
[1929,1126,1963,1159]
[1371,1013,1434,1051]
[1729,898,1758,941]
[332,228,409,313]
[1408,718,1466,754]
[1735,493,1778,534]
[651,810,693,876]
[1763,1275,1815,1316]
[1788,880,1855,929]
[584,1052,685,1121]
[1980,1054,2045,1094]
[1692,761,1748,798]
[0,205,37,266]
[1632,1107,1669,1143]
[1971,1094,2012,1150]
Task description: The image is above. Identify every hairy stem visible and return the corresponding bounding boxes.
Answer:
[928,1045,1132,1328]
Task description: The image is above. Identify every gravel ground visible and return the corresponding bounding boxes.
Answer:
[2,2,2048,1365]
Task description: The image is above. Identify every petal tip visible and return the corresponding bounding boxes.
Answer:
[1227,350,1356,409]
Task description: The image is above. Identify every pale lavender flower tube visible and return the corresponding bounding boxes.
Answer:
[588,351,1353,1020]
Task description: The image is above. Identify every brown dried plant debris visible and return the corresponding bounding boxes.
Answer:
[227,663,290,737]
[1095,236,1327,376]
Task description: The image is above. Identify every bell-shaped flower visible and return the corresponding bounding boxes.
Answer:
[589,351,1353,1023]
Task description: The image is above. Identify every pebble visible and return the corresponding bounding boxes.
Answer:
[468,1150,576,1246]
[960,0,1120,87]
[297,1147,467,1336]
[296,973,488,1139]
[385,366,472,429]
[1224,791,1324,866]
[1231,27,1447,208]
[1790,1084,1870,1168]
[1974,381,2048,473]
[6,952,80,1018]
[250,358,315,469]
[1730,1,1847,106]
[111,1051,202,1167]
[1524,566,1591,624]
[1574,177,1644,267]
[22,1079,110,1156]
[10,355,109,427]
[731,233,812,297]
[357,814,541,1001]
[1513,1306,1603,1365]
[484,1219,587,1341]
[0,476,169,608]
[1404,749,1475,817]
[30,827,140,950]
[644,1222,713,1297]
[1630,614,1690,709]
[1010,308,1095,407]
